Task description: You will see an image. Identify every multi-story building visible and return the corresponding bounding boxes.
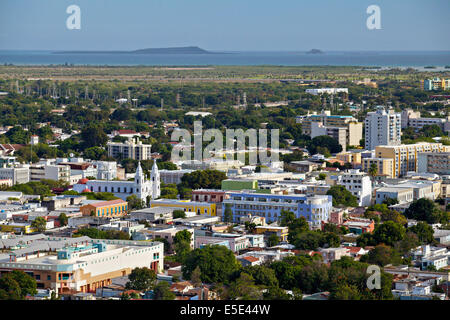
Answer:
[417,152,450,175]
[300,111,361,138]
[334,169,372,206]
[159,169,193,185]
[423,78,450,91]
[310,122,362,151]
[365,106,401,150]
[0,235,163,295]
[150,199,217,216]
[0,166,29,185]
[375,186,414,204]
[375,142,450,177]
[336,151,362,166]
[107,137,152,161]
[361,157,395,178]
[72,162,160,205]
[305,88,348,95]
[80,199,128,218]
[222,192,332,229]
[30,164,71,183]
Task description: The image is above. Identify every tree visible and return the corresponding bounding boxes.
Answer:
[263,286,290,300]
[31,217,47,232]
[125,267,157,291]
[404,198,445,224]
[172,210,186,219]
[326,185,358,207]
[368,163,378,185]
[84,146,106,160]
[408,222,435,244]
[173,229,192,262]
[223,203,233,223]
[381,209,407,226]
[226,273,263,300]
[308,135,342,155]
[153,237,171,254]
[361,244,401,267]
[81,123,108,149]
[317,173,327,181]
[179,170,227,190]
[182,245,241,284]
[279,210,296,227]
[240,265,279,288]
[190,266,202,287]
[373,221,406,246]
[126,195,144,210]
[0,270,37,300]
[267,234,280,247]
[153,282,175,300]
[58,213,68,226]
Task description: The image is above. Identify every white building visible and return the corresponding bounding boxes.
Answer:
[107,137,152,161]
[305,88,348,95]
[335,169,372,206]
[365,106,401,150]
[30,164,71,183]
[159,169,193,185]
[73,162,160,205]
[0,167,29,185]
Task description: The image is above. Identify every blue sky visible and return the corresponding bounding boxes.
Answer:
[0,0,449,51]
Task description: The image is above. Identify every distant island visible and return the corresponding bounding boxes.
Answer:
[54,46,219,55]
[306,49,324,54]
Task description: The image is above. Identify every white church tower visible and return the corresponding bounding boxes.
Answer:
[134,161,146,200]
[151,159,161,199]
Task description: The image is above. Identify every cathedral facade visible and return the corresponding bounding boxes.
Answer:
[73,161,160,205]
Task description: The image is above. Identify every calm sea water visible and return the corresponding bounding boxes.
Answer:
[0,50,449,67]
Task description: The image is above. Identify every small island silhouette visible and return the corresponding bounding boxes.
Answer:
[306,49,324,54]
[54,46,222,55]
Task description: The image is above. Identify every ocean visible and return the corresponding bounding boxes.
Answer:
[0,50,449,68]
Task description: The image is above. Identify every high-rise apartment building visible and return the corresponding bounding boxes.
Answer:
[107,137,152,161]
[375,142,450,177]
[364,106,401,150]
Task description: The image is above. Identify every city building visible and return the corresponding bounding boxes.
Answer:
[375,187,414,204]
[305,88,348,95]
[0,166,29,184]
[417,152,450,175]
[80,199,128,218]
[375,142,449,177]
[310,121,362,152]
[72,162,160,205]
[150,199,217,216]
[223,192,332,228]
[30,163,71,183]
[361,158,395,178]
[159,169,193,185]
[423,78,450,91]
[364,106,401,150]
[0,235,163,295]
[334,169,372,206]
[107,137,152,161]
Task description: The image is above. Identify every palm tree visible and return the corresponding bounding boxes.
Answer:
[368,163,378,187]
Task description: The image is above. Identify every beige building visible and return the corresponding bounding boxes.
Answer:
[107,137,152,161]
[336,151,362,165]
[362,158,395,178]
[375,143,450,178]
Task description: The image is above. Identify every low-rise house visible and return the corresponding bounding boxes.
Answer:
[320,247,351,264]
